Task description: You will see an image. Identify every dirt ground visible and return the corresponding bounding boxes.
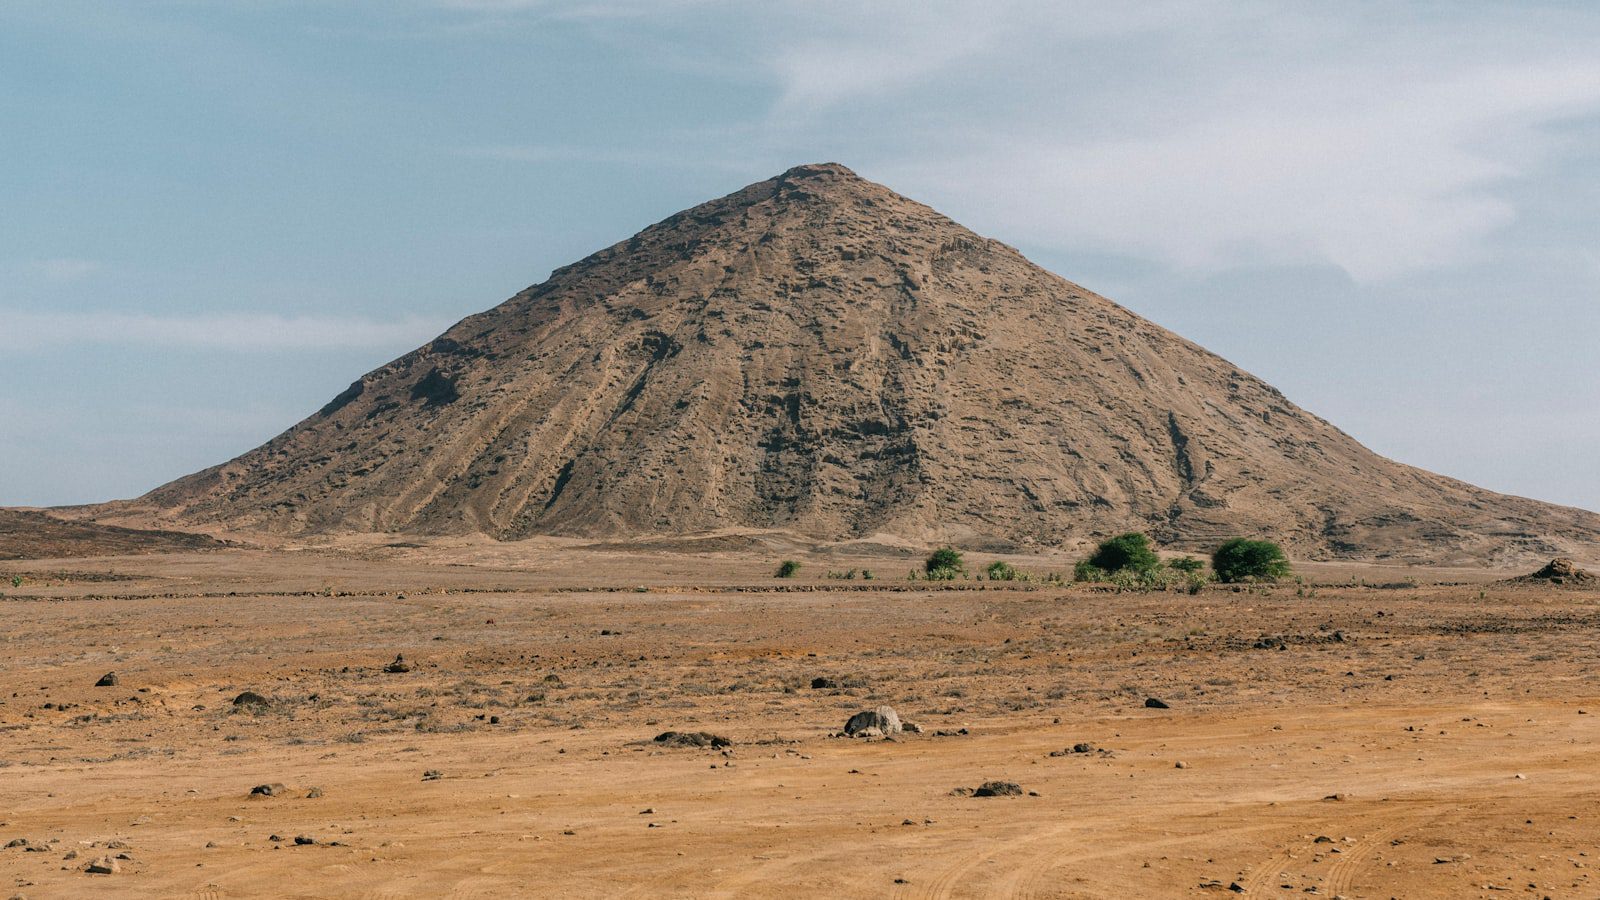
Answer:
[2,540,1598,898]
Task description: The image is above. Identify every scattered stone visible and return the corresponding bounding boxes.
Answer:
[83,856,120,875]
[94,673,118,687]
[383,654,412,674]
[972,781,1024,797]
[422,770,444,781]
[843,706,902,737]
[249,783,289,797]
[1144,697,1170,709]
[1228,883,1246,893]
[653,731,733,749]
[543,674,563,684]
[4,838,27,848]
[810,677,838,690]
[1323,792,1348,801]
[293,835,316,846]
[305,787,324,799]
[231,691,270,708]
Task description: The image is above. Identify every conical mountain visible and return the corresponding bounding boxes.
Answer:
[130,163,1600,561]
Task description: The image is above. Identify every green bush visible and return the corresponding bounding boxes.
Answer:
[1072,560,1108,583]
[1169,556,1204,574]
[1086,533,1161,576]
[1211,538,1290,583]
[775,560,801,578]
[985,561,1019,581]
[925,547,965,579]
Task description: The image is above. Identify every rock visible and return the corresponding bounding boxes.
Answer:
[249,783,289,797]
[843,706,902,737]
[293,835,316,846]
[383,654,412,674]
[83,856,120,875]
[422,770,444,781]
[1174,760,1188,769]
[1228,882,1247,893]
[1144,697,1170,709]
[4,838,27,848]
[305,787,324,799]
[653,731,732,749]
[810,677,838,689]
[94,672,118,687]
[972,781,1024,797]
[1507,558,1597,586]
[231,691,270,708]
[903,722,923,734]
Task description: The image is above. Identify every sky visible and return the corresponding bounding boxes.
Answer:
[3,1,1598,512]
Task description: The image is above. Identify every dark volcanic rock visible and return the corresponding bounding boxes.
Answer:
[653,731,732,749]
[972,781,1024,797]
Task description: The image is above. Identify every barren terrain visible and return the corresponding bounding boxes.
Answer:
[3,540,1598,898]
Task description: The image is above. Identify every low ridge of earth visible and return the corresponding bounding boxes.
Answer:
[2,543,1599,897]
[95,163,1600,563]
[0,508,224,561]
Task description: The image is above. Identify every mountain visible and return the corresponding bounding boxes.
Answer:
[118,163,1600,562]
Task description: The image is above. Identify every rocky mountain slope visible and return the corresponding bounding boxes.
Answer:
[116,163,1600,562]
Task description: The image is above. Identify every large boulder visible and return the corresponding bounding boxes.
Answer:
[843,706,902,737]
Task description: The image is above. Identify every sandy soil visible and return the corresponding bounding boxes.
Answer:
[2,542,1598,898]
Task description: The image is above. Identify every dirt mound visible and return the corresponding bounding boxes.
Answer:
[0,509,223,561]
[116,163,1600,561]
[1504,557,1597,587]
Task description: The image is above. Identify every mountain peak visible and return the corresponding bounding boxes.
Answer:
[127,167,1600,562]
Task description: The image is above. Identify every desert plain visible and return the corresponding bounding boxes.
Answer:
[2,537,1598,899]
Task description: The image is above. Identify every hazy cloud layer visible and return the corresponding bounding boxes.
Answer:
[1,310,450,352]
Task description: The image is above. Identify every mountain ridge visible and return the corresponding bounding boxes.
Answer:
[105,162,1600,563]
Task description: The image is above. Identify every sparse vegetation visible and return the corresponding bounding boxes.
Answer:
[985,561,1019,581]
[1087,532,1162,577]
[1168,556,1204,574]
[1211,538,1291,583]
[925,547,965,580]
[775,560,801,578]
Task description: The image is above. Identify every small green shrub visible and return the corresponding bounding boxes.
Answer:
[1087,532,1162,576]
[775,560,801,578]
[861,569,874,580]
[1073,560,1108,583]
[985,561,1019,581]
[1168,556,1204,574]
[1211,538,1290,583]
[925,547,965,579]
[9,575,20,589]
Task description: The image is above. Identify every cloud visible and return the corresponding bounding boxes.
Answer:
[733,2,1600,282]
[31,258,102,283]
[0,310,450,352]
